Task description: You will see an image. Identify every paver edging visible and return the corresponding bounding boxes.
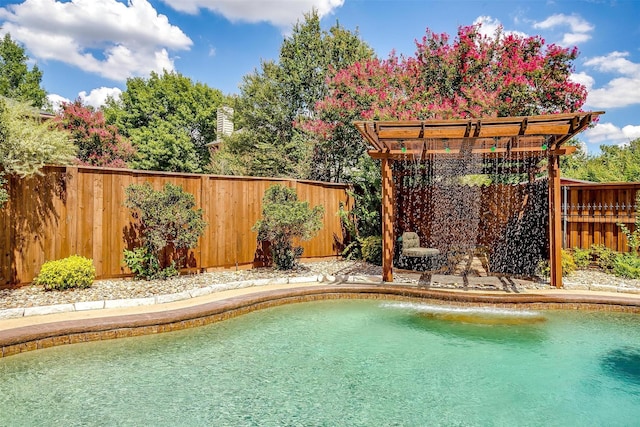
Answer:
[2,283,640,358]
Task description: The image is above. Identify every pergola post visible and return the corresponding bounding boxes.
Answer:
[548,153,563,288]
[381,157,394,282]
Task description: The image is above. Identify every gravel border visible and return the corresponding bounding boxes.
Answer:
[2,260,640,319]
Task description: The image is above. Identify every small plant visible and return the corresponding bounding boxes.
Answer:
[0,174,8,208]
[123,182,206,280]
[613,253,640,279]
[361,235,382,266]
[536,249,576,278]
[253,185,324,270]
[591,245,617,272]
[617,192,640,256]
[572,247,591,269]
[122,247,178,280]
[34,255,95,290]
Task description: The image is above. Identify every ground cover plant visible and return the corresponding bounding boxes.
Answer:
[123,182,206,280]
[253,184,324,270]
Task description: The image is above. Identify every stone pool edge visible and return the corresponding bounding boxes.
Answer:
[2,283,640,358]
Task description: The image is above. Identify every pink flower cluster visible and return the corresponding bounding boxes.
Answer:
[301,24,587,143]
[52,100,135,168]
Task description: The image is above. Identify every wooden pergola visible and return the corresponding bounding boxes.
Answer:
[354,112,604,288]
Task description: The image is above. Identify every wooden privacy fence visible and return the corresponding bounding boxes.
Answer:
[1,166,350,286]
[562,182,640,252]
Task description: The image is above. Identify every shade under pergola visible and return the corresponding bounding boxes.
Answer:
[354,111,604,287]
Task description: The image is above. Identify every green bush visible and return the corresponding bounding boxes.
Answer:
[253,185,324,270]
[536,249,576,278]
[338,156,382,261]
[123,182,206,280]
[572,247,591,269]
[562,250,577,276]
[361,235,382,265]
[591,245,617,272]
[613,253,640,279]
[34,255,95,290]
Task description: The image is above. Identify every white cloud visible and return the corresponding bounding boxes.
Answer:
[582,122,640,145]
[160,0,344,27]
[569,71,595,89]
[0,0,192,81]
[473,16,527,39]
[532,13,593,47]
[580,52,640,109]
[47,86,121,111]
[46,93,71,112]
[79,87,122,109]
[584,51,640,75]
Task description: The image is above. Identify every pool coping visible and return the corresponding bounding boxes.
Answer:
[2,282,640,358]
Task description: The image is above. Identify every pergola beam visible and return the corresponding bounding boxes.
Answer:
[367,145,576,159]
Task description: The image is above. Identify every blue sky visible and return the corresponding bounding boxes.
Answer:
[0,0,639,153]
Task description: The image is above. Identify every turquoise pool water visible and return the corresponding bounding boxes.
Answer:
[1,300,639,426]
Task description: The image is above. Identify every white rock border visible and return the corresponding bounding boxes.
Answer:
[0,275,357,320]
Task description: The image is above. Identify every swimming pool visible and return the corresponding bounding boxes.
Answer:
[1,299,639,425]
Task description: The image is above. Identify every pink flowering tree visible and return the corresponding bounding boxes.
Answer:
[300,24,588,183]
[53,100,135,168]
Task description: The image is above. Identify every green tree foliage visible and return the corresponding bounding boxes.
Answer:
[123,182,207,280]
[53,99,135,168]
[303,24,586,183]
[104,71,225,173]
[0,99,75,207]
[0,99,75,176]
[562,138,640,182]
[252,185,324,270]
[0,33,47,108]
[211,10,374,178]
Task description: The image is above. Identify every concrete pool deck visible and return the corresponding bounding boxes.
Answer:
[2,281,640,358]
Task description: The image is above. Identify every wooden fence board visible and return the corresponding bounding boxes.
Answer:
[1,166,350,286]
[562,183,640,252]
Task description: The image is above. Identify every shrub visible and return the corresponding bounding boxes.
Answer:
[591,245,617,272]
[338,156,382,259]
[613,253,640,279]
[253,185,324,270]
[123,182,206,280]
[572,247,591,269]
[562,250,577,276]
[536,249,576,278]
[34,255,95,290]
[361,235,382,265]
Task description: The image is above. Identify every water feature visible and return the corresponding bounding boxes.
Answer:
[1,300,639,426]
[394,138,549,277]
